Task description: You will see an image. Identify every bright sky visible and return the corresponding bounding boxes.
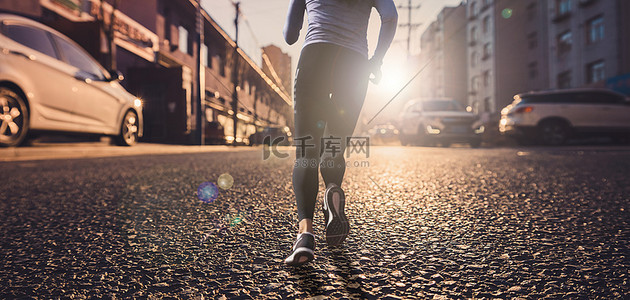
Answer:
[202,0,464,125]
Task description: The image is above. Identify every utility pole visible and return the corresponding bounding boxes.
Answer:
[194,0,205,145]
[231,2,240,145]
[98,0,120,70]
[397,0,422,57]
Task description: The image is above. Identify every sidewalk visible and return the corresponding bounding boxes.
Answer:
[0,141,258,162]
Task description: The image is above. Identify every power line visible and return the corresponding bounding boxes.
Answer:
[239,9,290,96]
[224,0,288,93]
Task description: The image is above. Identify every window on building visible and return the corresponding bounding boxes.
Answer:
[470,2,478,18]
[483,43,492,59]
[528,62,538,79]
[528,32,538,49]
[557,30,572,57]
[586,15,604,44]
[471,76,480,92]
[586,60,605,83]
[207,47,213,69]
[527,3,537,21]
[556,0,572,15]
[178,26,189,54]
[201,44,208,67]
[483,70,492,87]
[471,51,479,67]
[558,71,572,88]
[470,26,478,43]
[218,54,226,77]
[483,97,492,112]
[483,16,490,34]
[483,0,492,6]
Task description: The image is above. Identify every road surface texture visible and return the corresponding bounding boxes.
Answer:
[1,146,628,299]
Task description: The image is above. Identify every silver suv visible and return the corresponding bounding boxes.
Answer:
[500,89,630,145]
[398,98,484,147]
[0,14,143,147]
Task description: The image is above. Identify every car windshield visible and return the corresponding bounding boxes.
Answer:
[422,100,464,112]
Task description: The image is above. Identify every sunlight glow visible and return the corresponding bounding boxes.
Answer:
[377,59,409,96]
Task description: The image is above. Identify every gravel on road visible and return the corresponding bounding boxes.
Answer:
[0,147,628,299]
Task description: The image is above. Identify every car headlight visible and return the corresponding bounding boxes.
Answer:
[474,125,485,134]
[426,125,441,135]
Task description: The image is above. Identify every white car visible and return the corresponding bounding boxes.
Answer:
[500,89,630,145]
[398,98,484,147]
[0,14,143,147]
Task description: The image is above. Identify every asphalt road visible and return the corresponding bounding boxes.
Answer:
[1,146,629,299]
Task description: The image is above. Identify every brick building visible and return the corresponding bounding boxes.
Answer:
[0,0,293,144]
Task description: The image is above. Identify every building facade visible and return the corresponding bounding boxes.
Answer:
[463,0,629,120]
[417,4,467,107]
[413,0,630,131]
[466,0,546,119]
[262,45,292,98]
[547,0,627,90]
[0,0,293,144]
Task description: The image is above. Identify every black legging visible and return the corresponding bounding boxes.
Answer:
[292,43,369,221]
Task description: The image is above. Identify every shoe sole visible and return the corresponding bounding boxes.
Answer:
[324,185,349,246]
[284,247,314,267]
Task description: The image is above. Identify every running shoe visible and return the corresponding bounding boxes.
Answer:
[323,183,350,246]
[284,232,315,266]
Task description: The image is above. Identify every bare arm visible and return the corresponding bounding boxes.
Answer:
[372,0,398,64]
[283,0,306,45]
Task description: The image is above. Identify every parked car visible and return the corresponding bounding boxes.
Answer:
[0,13,143,147]
[499,89,630,145]
[368,124,399,145]
[398,98,484,147]
[248,126,292,146]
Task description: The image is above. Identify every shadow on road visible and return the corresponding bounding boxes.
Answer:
[288,264,322,296]
[329,247,371,299]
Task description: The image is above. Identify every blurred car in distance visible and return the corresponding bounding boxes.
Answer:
[0,13,143,147]
[248,126,292,146]
[204,121,226,145]
[499,89,630,146]
[398,98,484,147]
[368,124,399,145]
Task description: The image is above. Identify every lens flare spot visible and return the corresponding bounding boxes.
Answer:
[502,8,513,19]
[217,173,234,190]
[198,182,219,203]
[317,120,326,129]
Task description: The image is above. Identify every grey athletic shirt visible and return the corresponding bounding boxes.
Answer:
[284,0,398,61]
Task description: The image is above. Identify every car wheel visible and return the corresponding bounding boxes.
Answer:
[0,88,29,147]
[539,120,569,146]
[416,127,429,147]
[115,110,139,146]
